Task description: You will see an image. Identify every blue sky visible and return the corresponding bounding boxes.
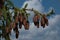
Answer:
[42,0,60,14]
[1,0,60,40]
[10,0,60,14]
[10,0,25,8]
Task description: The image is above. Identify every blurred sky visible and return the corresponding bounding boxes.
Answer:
[10,0,60,14]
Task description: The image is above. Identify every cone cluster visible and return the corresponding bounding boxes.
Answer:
[41,14,48,28]
[11,13,30,38]
[33,14,48,28]
[0,0,54,40]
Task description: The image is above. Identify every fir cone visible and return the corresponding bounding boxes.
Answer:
[19,21,22,29]
[13,23,18,32]
[16,31,19,39]
[18,14,23,23]
[23,17,27,26]
[36,21,39,28]
[33,15,40,28]
[5,27,9,34]
[43,14,48,26]
[24,21,29,30]
[41,18,45,28]
[15,16,18,23]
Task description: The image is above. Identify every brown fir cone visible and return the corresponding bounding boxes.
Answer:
[37,14,40,19]
[36,15,40,28]
[16,31,19,39]
[13,22,16,29]
[36,22,39,28]
[9,22,13,30]
[41,18,45,28]
[33,16,37,22]
[45,18,48,26]
[24,21,29,30]
[33,15,40,27]
[13,23,18,32]
[43,14,49,26]
[15,16,18,23]
[5,27,9,34]
[23,17,27,25]
[18,14,23,23]
[19,21,22,29]
[33,15,38,26]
